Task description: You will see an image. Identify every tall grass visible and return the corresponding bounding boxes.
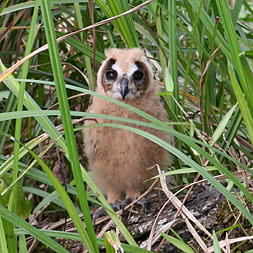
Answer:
[0,0,253,252]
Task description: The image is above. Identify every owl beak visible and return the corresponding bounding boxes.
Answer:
[119,78,129,99]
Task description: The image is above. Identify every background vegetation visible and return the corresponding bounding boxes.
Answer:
[0,0,253,252]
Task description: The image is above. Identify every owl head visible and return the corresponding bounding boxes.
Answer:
[97,48,154,100]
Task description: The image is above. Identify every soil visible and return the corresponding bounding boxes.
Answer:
[28,183,253,252]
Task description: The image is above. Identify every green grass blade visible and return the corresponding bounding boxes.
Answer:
[18,234,28,253]
[28,147,95,252]
[186,0,230,57]
[167,0,178,112]
[161,233,195,253]
[39,0,98,252]
[0,62,66,150]
[0,204,70,253]
[0,216,8,253]
[95,0,138,47]
[228,63,253,144]
[212,232,222,253]
[5,4,39,252]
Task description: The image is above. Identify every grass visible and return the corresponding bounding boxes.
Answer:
[0,0,253,252]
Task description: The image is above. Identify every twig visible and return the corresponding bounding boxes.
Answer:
[208,235,253,252]
[157,166,214,252]
[0,0,155,82]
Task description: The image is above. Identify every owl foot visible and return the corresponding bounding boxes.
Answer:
[92,199,127,221]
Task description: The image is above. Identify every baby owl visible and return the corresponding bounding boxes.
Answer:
[84,48,173,204]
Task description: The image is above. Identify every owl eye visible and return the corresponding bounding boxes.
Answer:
[133,70,144,81]
[105,70,118,80]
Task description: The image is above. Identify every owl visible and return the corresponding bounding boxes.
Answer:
[84,48,173,205]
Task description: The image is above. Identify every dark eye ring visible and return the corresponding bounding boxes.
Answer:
[105,70,117,80]
[133,70,144,81]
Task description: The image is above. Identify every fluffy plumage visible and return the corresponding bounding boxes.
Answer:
[84,48,173,203]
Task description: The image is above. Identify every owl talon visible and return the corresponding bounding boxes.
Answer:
[92,200,126,221]
[92,207,106,221]
[136,198,150,209]
[111,200,124,211]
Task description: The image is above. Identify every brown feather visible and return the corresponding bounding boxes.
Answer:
[84,48,173,203]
